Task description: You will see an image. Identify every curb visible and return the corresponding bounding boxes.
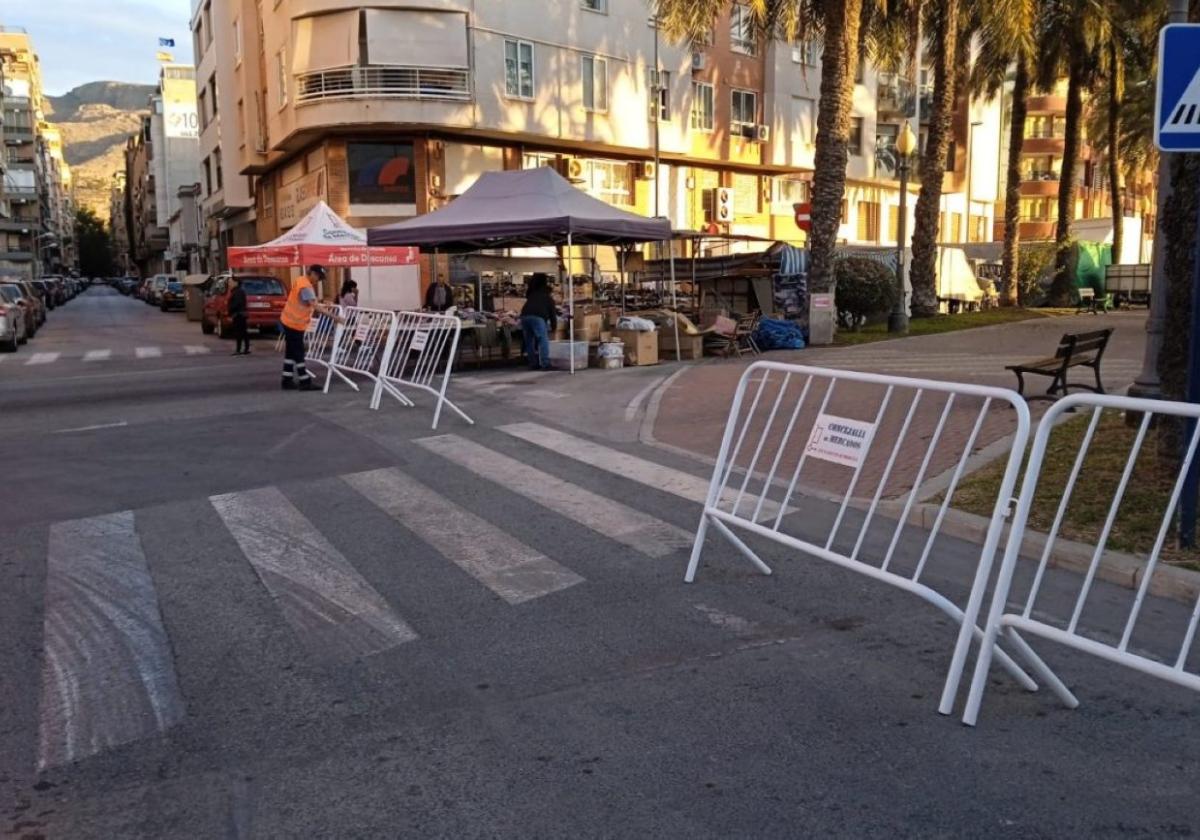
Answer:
[881,501,1200,606]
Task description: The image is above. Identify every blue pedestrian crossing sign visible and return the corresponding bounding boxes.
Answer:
[1156,24,1200,151]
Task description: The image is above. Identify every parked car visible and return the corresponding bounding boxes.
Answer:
[159,280,186,311]
[41,276,66,306]
[202,274,286,337]
[29,280,55,309]
[14,281,46,327]
[0,284,30,349]
[145,274,170,306]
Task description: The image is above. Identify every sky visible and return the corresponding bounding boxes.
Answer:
[5,0,194,95]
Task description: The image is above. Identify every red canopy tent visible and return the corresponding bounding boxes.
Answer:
[227,201,417,269]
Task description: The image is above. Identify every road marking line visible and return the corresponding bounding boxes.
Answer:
[211,487,417,660]
[135,346,162,359]
[344,467,583,604]
[38,511,185,770]
[83,349,112,362]
[183,345,211,355]
[417,435,693,558]
[52,421,129,434]
[498,422,782,520]
[694,604,759,636]
[624,374,667,422]
[25,352,59,365]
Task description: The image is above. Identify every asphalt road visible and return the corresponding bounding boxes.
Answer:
[1,288,1197,838]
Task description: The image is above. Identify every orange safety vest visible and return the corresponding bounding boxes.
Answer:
[280,276,315,331]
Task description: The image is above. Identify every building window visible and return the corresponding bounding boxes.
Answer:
[582,0,606,11]
[648,69,670,121]
[730,4,756,55]
[197,90,208,130]
[774,177,809,205]
[888,206,901,241]
[587,159,632,206]
[215,149,223,190]
[522,152,557,169]
[203,157,212,195]
[582,55,607,112]
[233,17,242,62]
[791,39,819,66]
[731,89,757,132]
[732,173,759,215]
[209,76,218,115]
[969,214,988,242]
[237,99,246,148]
[275,49,288,107]
[848,117,863,155]
[794,96,816,145]
[945,140,957,172]
[691,82,714,132]
[203,1,213,46]
[505,39,535,99]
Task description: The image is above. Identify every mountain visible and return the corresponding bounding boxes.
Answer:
[43,82,156,223]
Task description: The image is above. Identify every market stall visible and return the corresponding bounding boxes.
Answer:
[367,167,673,373]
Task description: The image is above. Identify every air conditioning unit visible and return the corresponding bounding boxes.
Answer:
[715,187,733,223]
[637,161,656,180]
[691,51,706,71]
[755,124,771,143]
[566,158,586,181]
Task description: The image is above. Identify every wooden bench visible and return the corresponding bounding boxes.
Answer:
[1006,328,1114,400]
[1076,287,1115,314]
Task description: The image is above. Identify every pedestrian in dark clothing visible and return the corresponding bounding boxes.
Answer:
[520,272,557,371]
[425,277,454,312]
[228,275,251,355]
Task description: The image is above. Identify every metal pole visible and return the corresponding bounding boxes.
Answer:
[568,232,575,375]
[1177,176,1200,546]
[653,15,661,219]
[668,240,680,362]
[890,156,911,333]
[1131,0,1192,401]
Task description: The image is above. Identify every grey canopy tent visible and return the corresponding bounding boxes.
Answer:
[367,167,675,372]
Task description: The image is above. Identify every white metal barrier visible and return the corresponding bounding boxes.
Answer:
[963,392,1200,725]
[685,361,1040,713]
[372,311,474,430]
[272,305,341,371]
[323,306,399,396]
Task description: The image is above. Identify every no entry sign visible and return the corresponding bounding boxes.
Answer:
[793,202,812,232]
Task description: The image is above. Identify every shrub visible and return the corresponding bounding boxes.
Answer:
[1017,240,1059,306]
[834,257,898,330]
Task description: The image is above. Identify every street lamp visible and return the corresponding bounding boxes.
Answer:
[889,120,918,334]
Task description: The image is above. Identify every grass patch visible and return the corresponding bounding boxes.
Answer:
[952,410,1200,571]
[834,308,1067,346]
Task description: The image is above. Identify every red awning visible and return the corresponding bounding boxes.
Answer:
[227,201,417,268]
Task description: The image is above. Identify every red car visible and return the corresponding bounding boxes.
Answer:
[201,274,286,337]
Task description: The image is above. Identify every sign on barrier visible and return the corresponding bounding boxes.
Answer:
[963,392,1200,725]
[372,311,473,430]
[323,306,400,398]
[685,361,1040,713]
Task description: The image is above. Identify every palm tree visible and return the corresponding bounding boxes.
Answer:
[655,0,867,293]
[907,0,962,317]
[968,0,1040,307]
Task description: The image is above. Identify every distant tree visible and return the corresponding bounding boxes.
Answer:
[75,207,113,277]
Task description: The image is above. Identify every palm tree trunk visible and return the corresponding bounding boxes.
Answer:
[1000,60,1029,306]
[1049,45,1086,305]
[909,0,959,318]
[808,0,864,293]
[1107,39,1124,263]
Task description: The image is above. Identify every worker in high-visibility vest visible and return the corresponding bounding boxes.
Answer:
[279,265,339,390]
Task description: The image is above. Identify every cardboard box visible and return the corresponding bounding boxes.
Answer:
[614,329,658,366]
[658,331,704,360]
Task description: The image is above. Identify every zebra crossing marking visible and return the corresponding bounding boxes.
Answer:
[183,345,211,355]
[498,422,783,520]
[83,349,112,362]
[211,487,418,660]
[135,346,162,359]
[417,435,693,558]
[38,511,185,770]
[25,352,59,365]
[343,467,584,605]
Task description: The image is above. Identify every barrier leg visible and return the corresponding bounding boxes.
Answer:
[684,513,711,583]
[1004,626,1078,709]
[708,515,773,578]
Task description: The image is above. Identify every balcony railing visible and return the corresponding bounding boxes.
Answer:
[295,65,471,104]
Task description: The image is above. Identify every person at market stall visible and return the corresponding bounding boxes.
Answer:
[280,265,340,391]
[339,279,358,308]
[228,274,251,356]
[424,275,454,312]
[520,272,557,371]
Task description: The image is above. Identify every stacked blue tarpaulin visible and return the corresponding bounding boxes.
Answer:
[774,245,808,319]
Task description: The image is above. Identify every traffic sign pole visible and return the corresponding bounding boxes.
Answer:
[1178,176,1200,546]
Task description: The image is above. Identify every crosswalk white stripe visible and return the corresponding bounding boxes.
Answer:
[183,345,211,355]
[25,352,59,365]
[211,487,417,659]
[39,511,185,770]
[417,435,693,558]
[135,346,162,359]
[343,467,583,605]
[498,422,782,520]
[83,349,112,362]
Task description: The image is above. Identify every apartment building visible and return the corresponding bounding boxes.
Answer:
[192,0,256,273]
[123,64,202,276]
[38,123,76,272]
[1006,79,1154,262]
[109,170,130,274]
[1,27,44,278]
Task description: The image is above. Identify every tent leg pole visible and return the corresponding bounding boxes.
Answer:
[668,242,680,362]
[568,233,575,376]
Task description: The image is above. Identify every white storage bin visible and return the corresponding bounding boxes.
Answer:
[548,340,589,370]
